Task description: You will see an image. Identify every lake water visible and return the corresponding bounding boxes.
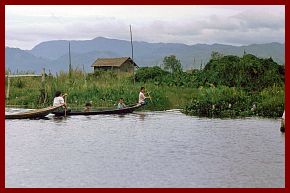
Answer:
[5,110,285,188]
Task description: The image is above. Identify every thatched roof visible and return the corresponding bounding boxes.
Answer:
[91,57,138,67]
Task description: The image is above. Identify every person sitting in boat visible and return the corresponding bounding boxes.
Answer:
[84,102,92,112]
[139,87,150,104]
[53,91,68,112]
[53,91,67,107]
[117,98,126,109]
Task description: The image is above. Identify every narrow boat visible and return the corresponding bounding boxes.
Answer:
[5,104,64,119]
[52,103,144,116]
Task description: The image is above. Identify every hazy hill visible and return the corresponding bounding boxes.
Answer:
[5,47,51,73]
[5,37,285,74]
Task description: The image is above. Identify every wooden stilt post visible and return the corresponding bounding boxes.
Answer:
[6,71,10,99]
[83,64,87,87]
[38,68,46,105]
[41,68,45,83]
[130,25,135,84]
[69,42,72,79]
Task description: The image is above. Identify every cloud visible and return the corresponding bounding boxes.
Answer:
[232,10,285,30]
[5,5,285,49]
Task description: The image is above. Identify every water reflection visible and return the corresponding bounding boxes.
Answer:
[51,116,66,123]
[117,114,126,118]
[133,112,146,121]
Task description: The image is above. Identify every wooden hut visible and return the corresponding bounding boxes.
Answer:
[91,57,138,73]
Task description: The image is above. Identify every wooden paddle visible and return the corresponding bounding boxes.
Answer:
[146,91,153,103]
[63,93,68,117]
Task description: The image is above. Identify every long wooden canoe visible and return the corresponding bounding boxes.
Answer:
[52,103,144,116]
[5,104,64,119]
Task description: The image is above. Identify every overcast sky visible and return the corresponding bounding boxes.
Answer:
[5,5,285,50]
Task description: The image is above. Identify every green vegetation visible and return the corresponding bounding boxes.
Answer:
[5,53,284,118]
[185,54,284,118]
[162,55,183,74]
[5,70,186,111]
[184,85,284,118]
[135,53,284,118]
[195,54,284,91]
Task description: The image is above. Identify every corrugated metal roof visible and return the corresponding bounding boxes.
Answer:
[91,57,138,67]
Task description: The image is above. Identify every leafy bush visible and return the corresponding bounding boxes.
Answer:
[184,86,254,118]
[184,85,284,118]
[255,85,284,117]
[196,54,284,91]
[135,66,169,83]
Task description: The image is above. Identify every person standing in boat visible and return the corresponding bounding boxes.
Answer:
[139,87,150,104]
[281,110,285,132]
[117,98,126,109]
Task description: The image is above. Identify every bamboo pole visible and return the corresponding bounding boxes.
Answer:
[41,68,46,105]
[146,91,153,103]
[83,64,87,88]
[130,25,135,84]
[41,68,45,83]
[5,74,42,78]
[64,94,67,117]
[6,71,10,99]
[69,42,72,79]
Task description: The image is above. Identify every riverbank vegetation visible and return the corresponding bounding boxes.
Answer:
[5,53,284,118]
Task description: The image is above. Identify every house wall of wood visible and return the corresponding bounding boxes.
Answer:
[93,66,113,71]
[93,62,134,73]
[119,62,134,72]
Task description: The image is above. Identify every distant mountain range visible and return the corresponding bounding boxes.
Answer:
[5,37,285,74]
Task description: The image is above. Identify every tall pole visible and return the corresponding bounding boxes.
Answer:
[6,71,10,99]
[130,25,135,84]
[69,41,72,78]
[130,25,134,61]
[40,68,46,105]
[83,64,87,87]
[41,68,45,83]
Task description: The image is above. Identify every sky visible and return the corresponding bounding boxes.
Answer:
[5,5,285,50]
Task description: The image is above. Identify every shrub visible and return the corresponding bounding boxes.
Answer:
[255,85,284,117]
[196,54,284,92]
[135,66,169,83]
[185,86,254,118]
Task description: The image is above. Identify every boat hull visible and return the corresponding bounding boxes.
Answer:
[52,103,143,116]
[5,105,64,119]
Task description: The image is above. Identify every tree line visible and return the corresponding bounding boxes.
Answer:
[134,53,284,117]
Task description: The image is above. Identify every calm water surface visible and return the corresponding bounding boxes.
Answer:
[6,110,285,188]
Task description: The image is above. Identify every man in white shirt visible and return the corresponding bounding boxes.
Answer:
[139,87,150,104]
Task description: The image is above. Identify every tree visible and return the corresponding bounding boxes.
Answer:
[210,51,223,60]
[162,55,183,74]
[198,54,284,91]
[135,66,169,82]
